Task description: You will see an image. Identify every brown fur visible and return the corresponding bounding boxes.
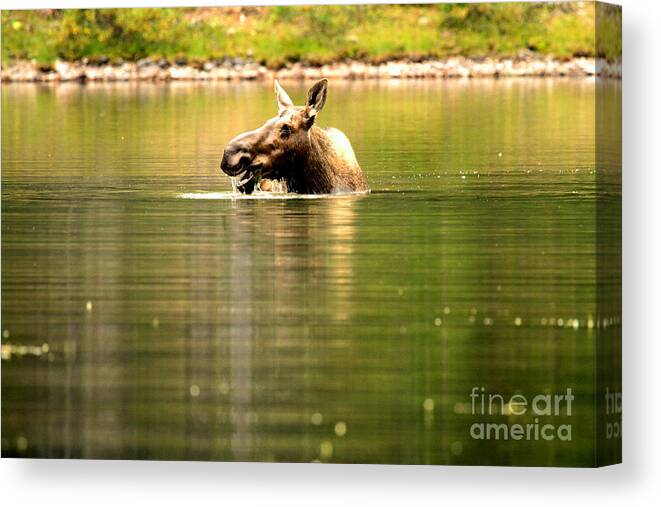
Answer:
[220,79,369,194]
[298,125,368,193]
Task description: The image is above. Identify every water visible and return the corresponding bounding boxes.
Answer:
[2,79,620,465]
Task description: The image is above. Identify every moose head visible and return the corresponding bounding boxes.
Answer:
[220,79,329,193]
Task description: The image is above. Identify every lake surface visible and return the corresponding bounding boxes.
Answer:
[2,79,620,465]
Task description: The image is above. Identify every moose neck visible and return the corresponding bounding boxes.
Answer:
[298,126,336,193]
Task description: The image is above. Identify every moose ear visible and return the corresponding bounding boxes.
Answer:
[306,79,328,121]
[274,80,293,113]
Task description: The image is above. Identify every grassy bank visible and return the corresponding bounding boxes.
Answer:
[2,3,617,68]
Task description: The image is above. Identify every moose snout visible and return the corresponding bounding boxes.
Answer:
[220,143,252,176]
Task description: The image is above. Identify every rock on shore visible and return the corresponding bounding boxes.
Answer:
[1,57,622,83]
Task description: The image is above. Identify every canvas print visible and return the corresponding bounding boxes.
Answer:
[1,2,621,466]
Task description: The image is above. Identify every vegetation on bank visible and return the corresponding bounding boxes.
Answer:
[2,3,618,69]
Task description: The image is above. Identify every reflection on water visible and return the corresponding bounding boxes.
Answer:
[2,79,620,465]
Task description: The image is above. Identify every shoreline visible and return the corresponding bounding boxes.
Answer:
[2,57,621,83]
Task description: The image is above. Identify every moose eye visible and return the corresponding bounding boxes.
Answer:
[280,124,292,138]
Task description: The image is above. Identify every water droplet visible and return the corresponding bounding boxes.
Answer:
[514,317,522,326]
[85,301,93,312]
[498,152,503,157]
[450,441,463,455]
[443,306,451,315]
[334,421,347,437]
[311,412,323,426]
[320,440,333,460]
[189,385,200,397]
[16,435,28,452]
[423,398,434,412]
[434,317,442,327]
[453,402,468,414]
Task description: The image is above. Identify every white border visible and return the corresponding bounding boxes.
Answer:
[3,1,661,506]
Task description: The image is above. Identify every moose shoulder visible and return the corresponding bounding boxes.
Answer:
[220,79,369,195]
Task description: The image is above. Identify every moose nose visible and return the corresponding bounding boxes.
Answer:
[220,144,251,176]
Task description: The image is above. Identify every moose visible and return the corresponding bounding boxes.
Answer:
[220,79,369,194]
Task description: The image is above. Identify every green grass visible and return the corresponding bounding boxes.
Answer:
[1,3,619,68]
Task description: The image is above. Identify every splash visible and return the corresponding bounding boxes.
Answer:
[229,176,239,194]
[179,178,369,200]
[229,172,255,194]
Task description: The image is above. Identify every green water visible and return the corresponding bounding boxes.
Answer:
[1,79,620,465]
